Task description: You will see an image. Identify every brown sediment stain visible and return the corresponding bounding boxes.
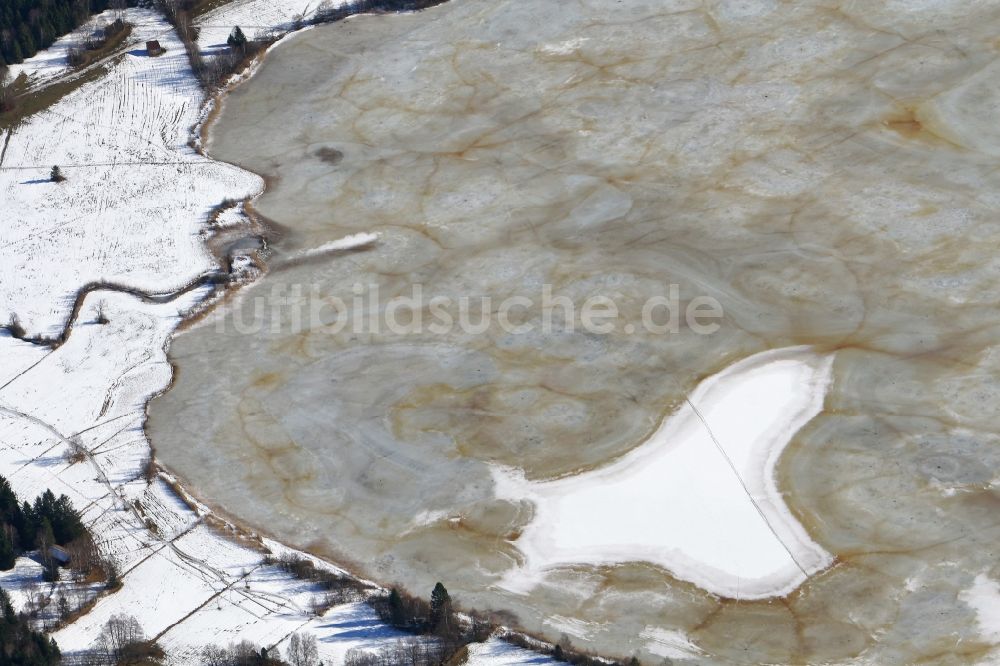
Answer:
[883,107,926,138]
[243,199,289,246]
[879,104,960,148]
[251,371,285,389]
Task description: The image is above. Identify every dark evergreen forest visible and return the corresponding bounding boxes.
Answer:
[0,0,132,67]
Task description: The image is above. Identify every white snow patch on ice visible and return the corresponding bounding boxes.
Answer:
[640,626,703,660]
[494,347,834,599]
[538,37,589,56]
[287,232,380,260]
[543,615,601,641]
[962,573,1000,642]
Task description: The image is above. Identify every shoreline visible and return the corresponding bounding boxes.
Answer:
[155,58,844,646]
[4,5,470,663]
[136,4,606,661]
[150,17,846,654]
[6,0,1000,663]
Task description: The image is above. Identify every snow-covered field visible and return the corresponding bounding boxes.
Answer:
[0,8,260,339]
[494,347,835,599]
[466,638,563,665]
[196,0,347,50]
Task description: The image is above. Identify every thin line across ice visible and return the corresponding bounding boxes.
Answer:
[492,346,835,599]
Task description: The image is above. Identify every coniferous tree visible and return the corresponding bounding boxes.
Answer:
[429,582,452,634]
[0,476,18,525]
[227,25,247,49]
[23,489,83,545]
[0,528,14,570]
[17,500,34,548]
[37,517,59,582]
[0,587,13,621]
[0,587,61,664]
[50,493,83,544]
[387,588,405,627]
[0,0,135,66]
[0,476,21,559]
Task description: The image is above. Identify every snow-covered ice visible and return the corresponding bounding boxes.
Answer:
[963,574,1000,643]
[493,347,835,599]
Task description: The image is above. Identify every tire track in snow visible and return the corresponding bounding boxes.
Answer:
[685,397,809,579]
[0,129,13,167]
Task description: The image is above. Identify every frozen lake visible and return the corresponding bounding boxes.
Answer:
[151,1,1000,662]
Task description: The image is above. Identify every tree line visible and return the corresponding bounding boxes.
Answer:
[0,587,60,666]
[0,475,114,590]
[0,0,134,67]
[0,476,86,577]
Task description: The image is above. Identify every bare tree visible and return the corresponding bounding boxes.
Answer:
[285,632,319,666]
[200,644,229,666]
[65,436,88,464]
[342,638,447,666]
[23,590,49,618]
[111,0,127,22]
[201,640,267,666]
[402,637,426,666]
[66,532,102,581]
[95,613,144,664]
[0,65,13,113]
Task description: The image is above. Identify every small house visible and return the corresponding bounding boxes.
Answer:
[146,40,165,57]
[48,545,71,566]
